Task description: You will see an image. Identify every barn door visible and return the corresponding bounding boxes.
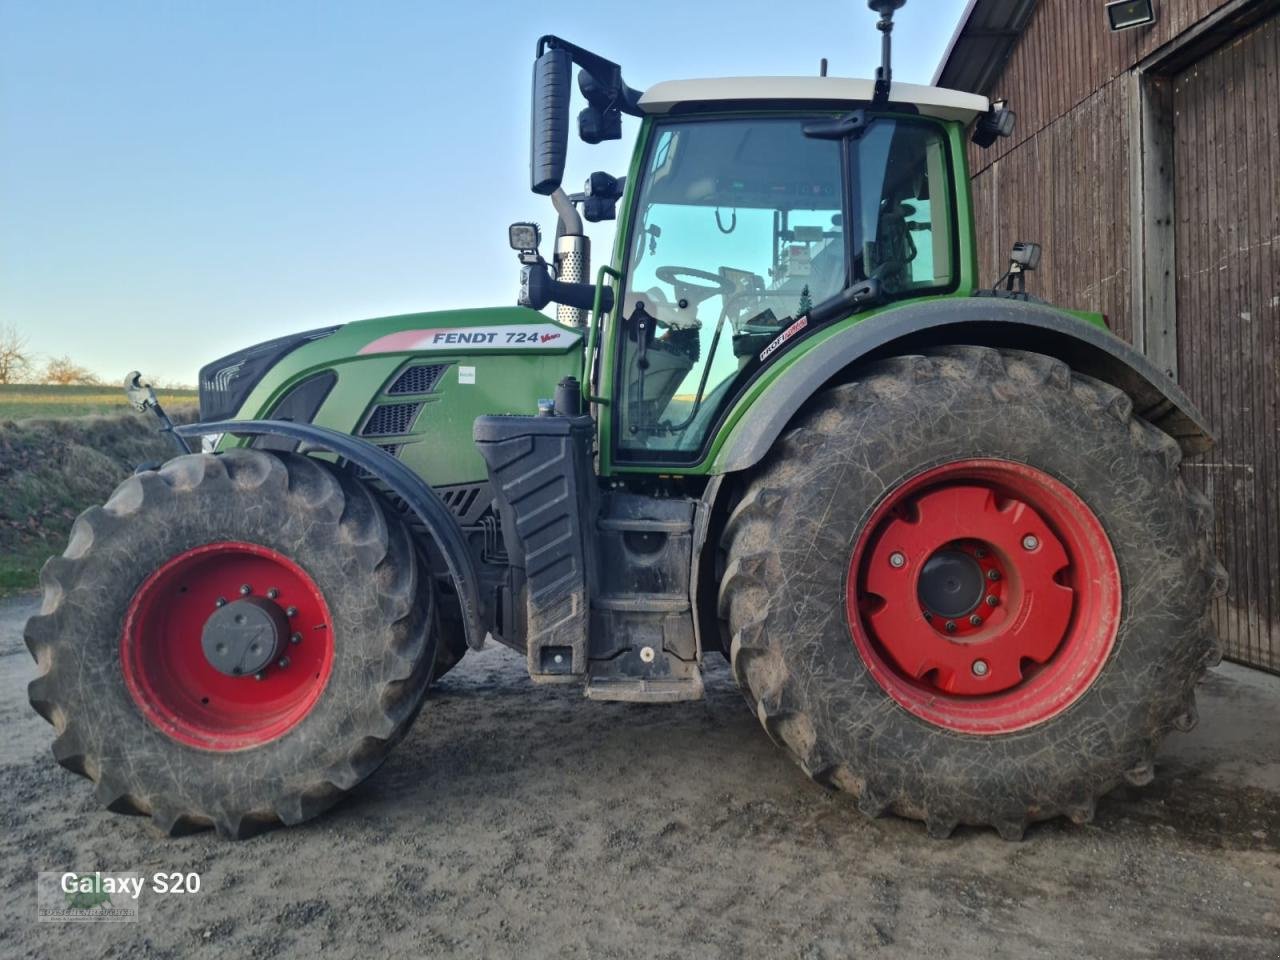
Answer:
[1172,11,1279,673]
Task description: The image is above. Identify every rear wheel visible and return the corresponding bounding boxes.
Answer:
[25,449,435,838]
[719,346,1225,838]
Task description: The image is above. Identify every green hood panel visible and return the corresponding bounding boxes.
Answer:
[230,307,584,488]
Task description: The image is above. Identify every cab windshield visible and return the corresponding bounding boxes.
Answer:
[615,115,954,461]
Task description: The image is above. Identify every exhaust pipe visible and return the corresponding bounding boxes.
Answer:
[551,188,589,327]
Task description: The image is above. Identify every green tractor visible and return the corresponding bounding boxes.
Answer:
[26,1,1225,840]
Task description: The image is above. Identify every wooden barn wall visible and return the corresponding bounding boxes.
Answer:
[967,0,1232,344]
[969,0,1224,178]
[1172,13,1280,672]
[970,79,1136,343]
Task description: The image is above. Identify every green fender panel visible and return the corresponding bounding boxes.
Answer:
[710,297,1213,475]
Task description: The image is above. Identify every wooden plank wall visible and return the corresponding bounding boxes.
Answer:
[970,80,1135,342]
[971,0,1224,177]
[1172,13,1280,672]
[968,0,1226,344]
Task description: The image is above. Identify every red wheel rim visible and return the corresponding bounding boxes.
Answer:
[846,459,1121,734]
[121,542,334,751]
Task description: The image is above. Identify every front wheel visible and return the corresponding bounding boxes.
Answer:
[25,449,436,838]
[719,346,1226,838]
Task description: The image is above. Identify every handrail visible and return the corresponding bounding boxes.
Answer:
[586,264,622,388]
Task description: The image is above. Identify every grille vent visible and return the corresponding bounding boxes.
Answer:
[440,485,481,518]
[362,403,421,436]
[388,364,447,396]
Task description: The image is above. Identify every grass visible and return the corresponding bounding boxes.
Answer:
[0,383,197,420]
[0,401,198,597]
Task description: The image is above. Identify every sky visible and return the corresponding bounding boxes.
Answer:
[0,0,968,385]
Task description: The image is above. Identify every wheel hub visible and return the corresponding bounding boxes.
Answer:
[917,548,985,618]
[201,597,289,677]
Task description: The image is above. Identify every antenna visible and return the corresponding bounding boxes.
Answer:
[867,0,906,108]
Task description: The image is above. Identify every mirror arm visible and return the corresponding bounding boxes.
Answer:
[520,263,615,314]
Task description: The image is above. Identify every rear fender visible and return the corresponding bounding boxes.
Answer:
[174,419,486,650]
[712,297,1213,476]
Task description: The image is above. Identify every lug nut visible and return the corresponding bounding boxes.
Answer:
[969,614,983,626]
[987,569,1001,581]
[986,595,999,607]
[974,548,988,559]
[945,620,957,633]
[889,552,906,569]
[239,584,252,596]
[285,606,298,618]
[1022,535,1039,551]
[267,587,279,600]
[254,672,265,681]
[277,656,290,669]
[215,597,227,608]
[972,659,990,677]
[290,632,302,645]
[923,611,934,622]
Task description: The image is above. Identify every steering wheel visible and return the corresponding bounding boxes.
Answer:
[655,266,733,310]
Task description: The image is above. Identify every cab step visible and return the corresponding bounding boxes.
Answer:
[584,673,705,703]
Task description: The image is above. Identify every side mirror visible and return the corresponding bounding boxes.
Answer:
[530,46,572,195]
[973,100,1016,148]
[582,172,626,223]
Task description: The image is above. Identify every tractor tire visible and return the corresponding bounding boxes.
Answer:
[24,448,436,839]
[718,346,1226,839]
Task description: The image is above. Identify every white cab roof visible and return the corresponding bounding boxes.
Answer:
[639,77,989,123]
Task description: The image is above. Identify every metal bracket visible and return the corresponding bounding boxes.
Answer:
[125,371,191,454]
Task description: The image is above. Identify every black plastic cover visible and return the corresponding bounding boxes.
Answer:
[251,370,338,452]
[474,413,596,678]
[198,327,338,422]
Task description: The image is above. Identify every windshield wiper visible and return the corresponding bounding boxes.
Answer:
[803,109,874,141]
[807,278,884,325]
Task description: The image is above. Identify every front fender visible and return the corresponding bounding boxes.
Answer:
[174,419,486,650]
[711,297,1212,475]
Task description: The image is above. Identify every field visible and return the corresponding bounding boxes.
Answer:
[0,387,197,595]
[0,383,196,420]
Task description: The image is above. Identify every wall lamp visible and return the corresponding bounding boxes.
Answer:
[1105,0,1157,32]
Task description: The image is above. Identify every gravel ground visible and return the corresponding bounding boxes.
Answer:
[2,591,1278,959]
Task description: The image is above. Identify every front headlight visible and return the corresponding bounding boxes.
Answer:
[198,326,340,422]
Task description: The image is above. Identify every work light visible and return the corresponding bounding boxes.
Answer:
[1106,0,1156,32]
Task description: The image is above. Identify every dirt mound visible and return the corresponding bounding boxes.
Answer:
[0,408,196,594]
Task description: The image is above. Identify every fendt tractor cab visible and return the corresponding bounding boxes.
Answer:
[27,1,1224,840]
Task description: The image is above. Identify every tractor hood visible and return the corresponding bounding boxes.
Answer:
[208,306,585,488]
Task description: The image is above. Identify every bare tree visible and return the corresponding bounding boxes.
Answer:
[0,323,33,384]
[43,355,101,386]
